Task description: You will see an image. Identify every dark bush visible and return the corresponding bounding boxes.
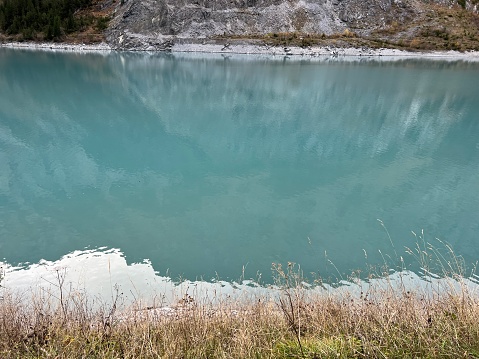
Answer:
[95,16,110,31]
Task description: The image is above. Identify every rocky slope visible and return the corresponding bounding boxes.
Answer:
[102,0,479,50]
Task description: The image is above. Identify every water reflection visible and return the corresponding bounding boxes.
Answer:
[2,248,478,307]
[0,49,478,281]
[0,248,271,307]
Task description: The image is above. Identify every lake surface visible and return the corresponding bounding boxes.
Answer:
[0,49,478,284]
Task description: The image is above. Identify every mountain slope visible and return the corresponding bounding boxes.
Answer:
[104,0,479,50]
[1,0,479,50]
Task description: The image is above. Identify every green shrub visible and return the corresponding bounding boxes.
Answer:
[95,16,110,31]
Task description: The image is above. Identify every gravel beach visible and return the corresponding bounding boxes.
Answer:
[2,40,479,61]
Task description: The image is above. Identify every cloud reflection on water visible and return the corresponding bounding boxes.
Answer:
[0,50,478,282]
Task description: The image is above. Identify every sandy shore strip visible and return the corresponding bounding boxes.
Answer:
[2,40,479,61]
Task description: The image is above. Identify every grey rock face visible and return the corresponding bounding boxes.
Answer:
[104,0,464,50]
[107,0,341,49]
[336,0,413,30]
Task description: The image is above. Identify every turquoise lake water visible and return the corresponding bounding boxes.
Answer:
[0,49,478,283]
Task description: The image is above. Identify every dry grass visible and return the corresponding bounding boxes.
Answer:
[215,32,383,50]
[2,243,479,358]
[370,4,479,51]
[2,280,479,358]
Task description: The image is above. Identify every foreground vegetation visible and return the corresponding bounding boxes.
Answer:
[2,285,479,358]
[1,242,479,358]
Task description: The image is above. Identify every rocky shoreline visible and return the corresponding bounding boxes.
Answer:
[0,41,112,53]
[2,40,479,61]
